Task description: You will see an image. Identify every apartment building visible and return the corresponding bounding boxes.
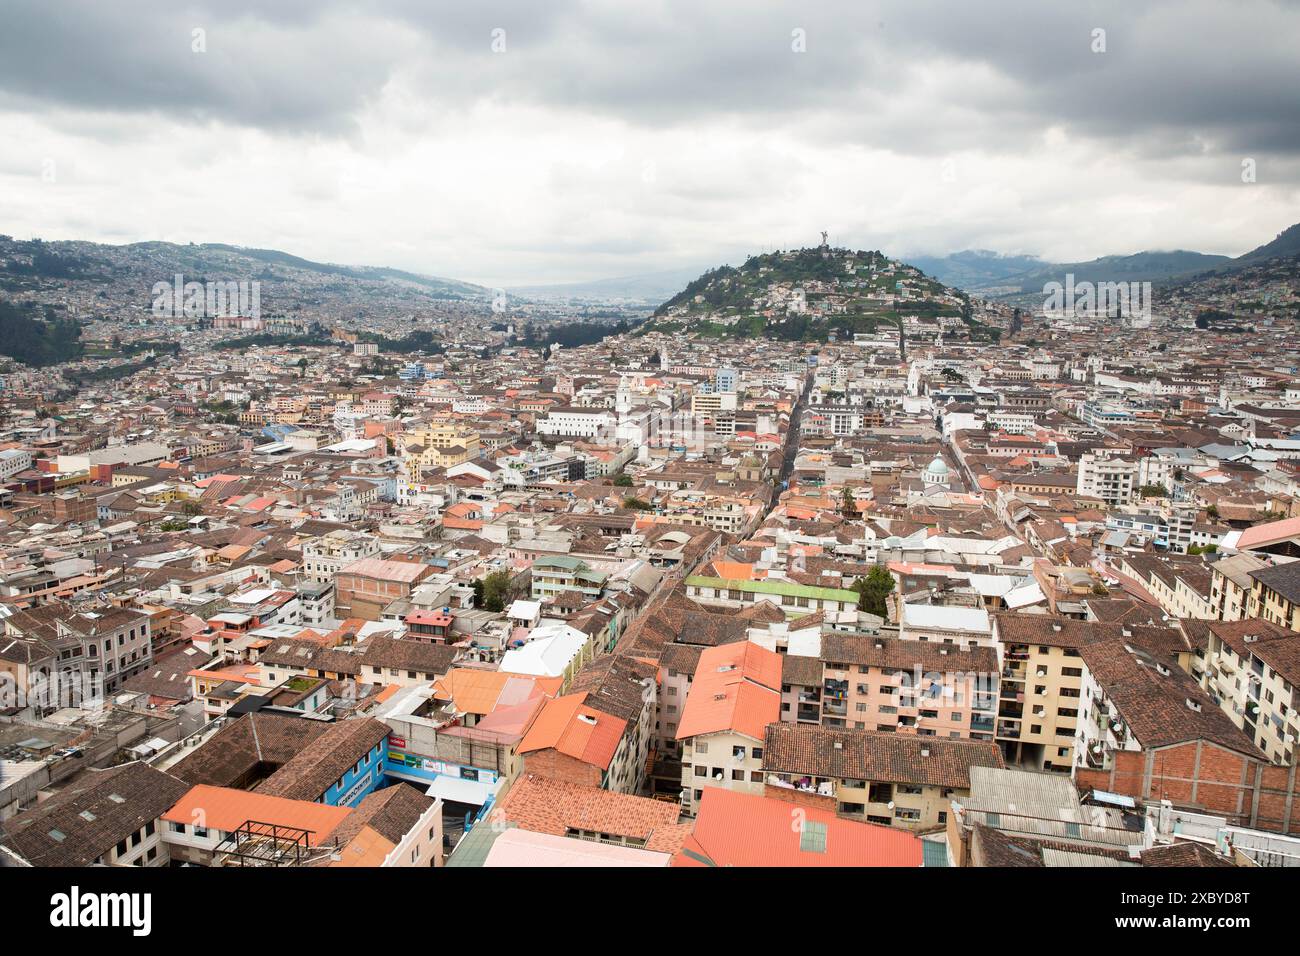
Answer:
[529,555,609,601]
[689,391,739,416]
[1247,562,1300,631]
[991,614,1092,773]
[2,603,155,703]
[762,723,1004,829]
[1210,552,1268,621]
[817,634,999,738]
[1075,453,1138,505]
[302,529,381,583]
[1118,555,1216,621]
[677,641,782,816]
[162,785,354,866]
[1200,619,1300,765]
[402,420,481,475]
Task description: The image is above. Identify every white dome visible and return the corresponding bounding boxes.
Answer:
[922,456,951,487]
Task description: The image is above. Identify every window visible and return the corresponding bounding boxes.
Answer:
[799,821,828,853]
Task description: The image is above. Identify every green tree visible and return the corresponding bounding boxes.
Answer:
[853,566,895,617]
[479,569,514,612]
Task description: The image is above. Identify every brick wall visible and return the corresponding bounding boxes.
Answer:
[521,749,603,790]
[1080,740,1300,834]
[763,783,836,813]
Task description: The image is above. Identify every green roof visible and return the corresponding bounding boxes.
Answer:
[685,575,858,603]
[534,555,607,582]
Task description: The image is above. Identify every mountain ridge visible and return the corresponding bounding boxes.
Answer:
[911,221,1300,294]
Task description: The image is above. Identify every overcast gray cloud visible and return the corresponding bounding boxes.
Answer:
[0,0,1298,285]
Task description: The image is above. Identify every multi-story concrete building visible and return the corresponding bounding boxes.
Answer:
[1,603,155,705]
[529,555,608,601]
[302,530,382,583]
[1247,562,1300,631]
[677,641,782,816]
[991,614,1092,774]
[1210,553,1269,621]
[1200,619,1300,765]
[762,723,1004,829]
[1075,452,1138,505]
[817,634,999,739]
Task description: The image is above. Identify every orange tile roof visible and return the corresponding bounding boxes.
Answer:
[709,560,760,580]
[442,516,484,531]
[494,774,690,854]
[164,785,352,845]
[518,693,627,770]
[328,825,394,866]
[187,663,261,684]
[675,642,781,741]
[674,788,922,867]
[433,668,561,715]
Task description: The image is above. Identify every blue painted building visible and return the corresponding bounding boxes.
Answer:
[324,739,387,807]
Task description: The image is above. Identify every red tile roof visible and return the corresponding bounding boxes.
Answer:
[674,788,922,867]
[675,641,781,741]
[518,693,627,770]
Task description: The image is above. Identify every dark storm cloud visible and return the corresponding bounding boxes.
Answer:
[0,0,412,133]
[2,0,1297,162]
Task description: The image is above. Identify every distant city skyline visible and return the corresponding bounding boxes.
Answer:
[2,0,1299,287]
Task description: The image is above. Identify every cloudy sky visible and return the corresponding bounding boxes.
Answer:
[1,0,1298,286]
